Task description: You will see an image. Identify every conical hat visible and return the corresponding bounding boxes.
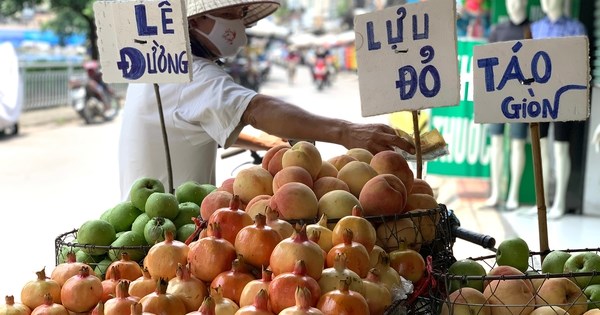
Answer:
[187,0,280,26]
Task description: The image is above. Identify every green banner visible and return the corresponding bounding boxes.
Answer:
[428,39,536,204]
[429,39,489,177]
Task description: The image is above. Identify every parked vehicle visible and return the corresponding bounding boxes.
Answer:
[0,42,21,137]
[223,54,261,92]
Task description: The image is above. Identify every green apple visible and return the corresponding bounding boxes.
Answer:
[496,237,530,273]
[564,252,600,288]
[145,192,179,220]
[584,284,600,310]
[447,259,487,293]
[541,250,571,274]
[175,181,217,207]
[172,202,200,229]
[76,219,116,255]
[144,217,177,245]
[129,177,165,212]
[107,201,142,232]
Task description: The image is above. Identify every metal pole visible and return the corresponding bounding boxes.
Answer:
[153,83,174,194]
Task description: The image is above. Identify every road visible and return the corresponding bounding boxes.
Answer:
[0,64,388,298]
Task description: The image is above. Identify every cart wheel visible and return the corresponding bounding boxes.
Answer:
[0,123,18,136]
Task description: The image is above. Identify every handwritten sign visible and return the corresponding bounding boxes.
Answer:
[93,0,191,83]
[354,1,459,117]
[473,37,590,123]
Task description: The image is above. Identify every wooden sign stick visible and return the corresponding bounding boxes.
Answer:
[154,83,174,194]
[529,122,549,258]
[412,110,423,179]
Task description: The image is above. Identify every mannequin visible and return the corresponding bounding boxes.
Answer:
[483,0,529,211]
[528,0,586,219]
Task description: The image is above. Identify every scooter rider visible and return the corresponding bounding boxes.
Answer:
[83,60,117,111]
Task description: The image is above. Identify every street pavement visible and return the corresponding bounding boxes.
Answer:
[3,64,599,300]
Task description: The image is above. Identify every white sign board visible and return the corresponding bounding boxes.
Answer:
[354,1,459,117]
[473,36,590,123]
[94,0,192,83]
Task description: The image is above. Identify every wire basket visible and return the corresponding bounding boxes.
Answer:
[428,247,600,315]
[55,229,152,279]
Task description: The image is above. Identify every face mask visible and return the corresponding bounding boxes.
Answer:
[195,14,247,58]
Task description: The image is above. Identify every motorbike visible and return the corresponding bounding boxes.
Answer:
[68,75,120,124]
[312,59,329,91]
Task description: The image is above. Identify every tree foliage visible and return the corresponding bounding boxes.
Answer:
[1,0,100,60]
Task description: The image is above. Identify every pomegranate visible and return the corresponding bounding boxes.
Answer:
[21,267,61,310]
[188,222,236,282]
[234,289,272,315]
[166,263,208,312]
[316,278,369,315]
[106,252,143,281]
[60,266,103,313]
[138,278,186,315]
[326,229,370,278]
[235,213,282,269]
[207,195,253,244]
[210,286,239,315]
[278,287,324,315]
[0,295,31,315]
[362,268,392,315]
[104,280,139,315]
[101,265,121,303]
[239,267,272,308]
[128,267,155,299]
[331,205,376,252]
[306,214,333,253]
[210,259,255,305]
[264,206,294,239]
[373,252,401,292]
[185,296,215,315]
[318,252,364,296]
[30,293,68,315]
[50,251,96,287]
[269,225,324,280]
[144,230,189,281]
[268,260,321,314]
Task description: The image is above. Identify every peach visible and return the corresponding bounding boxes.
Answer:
[535,278,586,315]
[404,193,439,213]
[346,148,374,164]
[441,287,491,315]
[217,177,235,194]
[281,141,322,179]
[485,266,531,291]
[359,174,407,216]
[200,190,233,220]
[233,166,274,204]
[370,150,415,194]
[531,306,571,315]
[410,178,434,196]
[317,190,361,222]
[262,144,291,170]
[313,177,350,200]
[266,147,289,176]
[269,182,318,220]
[407,209,438,244]
[245,194,271,219]
[273,166,313,193]
[337,161,378,198]
[376,218,421,252]
[317,161,339,179]
[483,278,535,315]
[327,154,357,171]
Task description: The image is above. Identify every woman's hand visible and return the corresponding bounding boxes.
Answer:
[344,123,416,155]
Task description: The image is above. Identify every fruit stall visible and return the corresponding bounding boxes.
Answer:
[3,1,599,315]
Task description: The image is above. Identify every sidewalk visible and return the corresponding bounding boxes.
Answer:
[19,106,79,129]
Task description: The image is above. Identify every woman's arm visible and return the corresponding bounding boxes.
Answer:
[241,94,415,155]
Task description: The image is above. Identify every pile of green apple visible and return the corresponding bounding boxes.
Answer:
[443,237,600,315]
[58,178,217,279]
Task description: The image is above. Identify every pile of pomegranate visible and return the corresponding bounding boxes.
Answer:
[3,142,441,315]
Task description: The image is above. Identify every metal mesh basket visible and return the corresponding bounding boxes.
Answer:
[55,229,152,278]
[429,247,600,315]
